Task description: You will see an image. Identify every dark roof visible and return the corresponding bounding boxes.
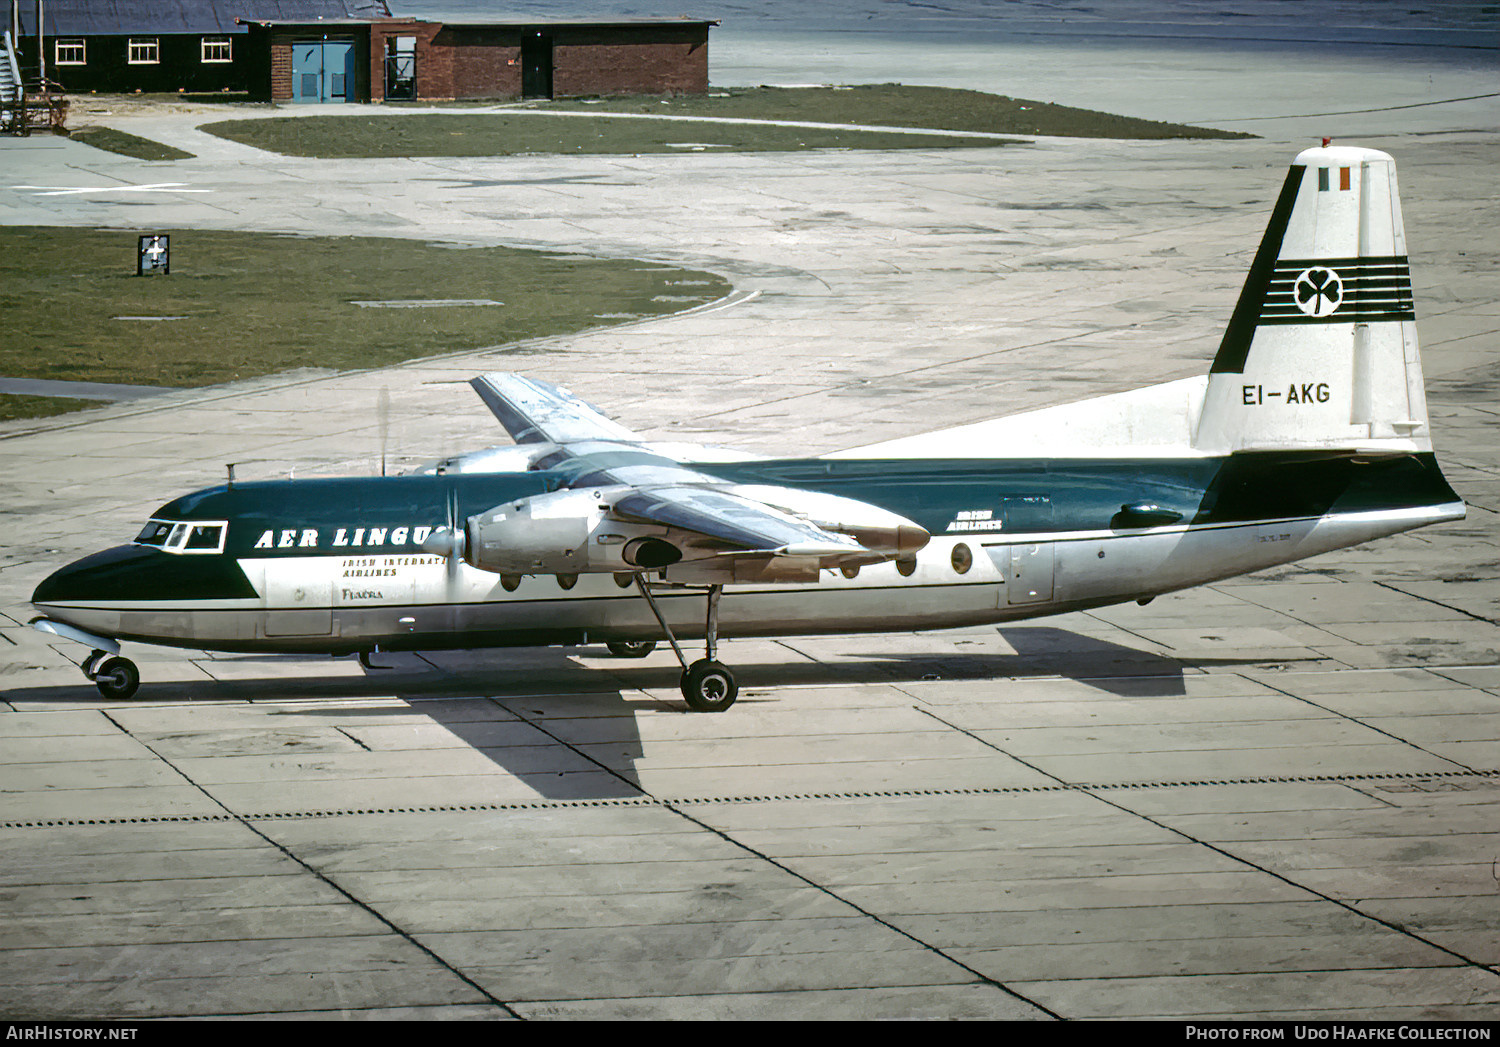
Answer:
[19,1,393,36]
[438,19,720,28]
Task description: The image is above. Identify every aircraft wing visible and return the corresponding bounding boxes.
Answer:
[612,486,864,558]
[452,373,929,579]
[470,373,641,445]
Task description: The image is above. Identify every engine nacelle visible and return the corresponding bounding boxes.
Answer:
[465,489,604,574]
[461,489,691,575]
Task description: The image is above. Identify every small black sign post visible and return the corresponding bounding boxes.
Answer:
[137,234,170,276]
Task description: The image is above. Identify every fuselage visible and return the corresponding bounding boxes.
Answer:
[31,450,1463,656]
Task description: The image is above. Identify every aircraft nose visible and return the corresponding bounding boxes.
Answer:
[32,545,162,606]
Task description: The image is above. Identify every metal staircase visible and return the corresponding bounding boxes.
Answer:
[0,30,21,133]
[1,29,65,136]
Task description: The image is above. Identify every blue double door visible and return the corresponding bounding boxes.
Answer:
[292,39,356,103]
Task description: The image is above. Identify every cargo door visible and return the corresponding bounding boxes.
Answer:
[1004,543,1055,605]
[1001,494,1054,606]
[264,571,334,637]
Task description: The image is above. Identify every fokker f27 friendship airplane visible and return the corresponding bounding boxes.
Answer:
[32,146,1465,710]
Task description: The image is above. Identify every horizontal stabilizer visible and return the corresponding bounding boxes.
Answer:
[471,373,640,445]
[827,377,1208,460]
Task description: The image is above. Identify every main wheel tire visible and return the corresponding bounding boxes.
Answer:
[680,659,737,712]
[93,656,139,701]
[606,640,657,658]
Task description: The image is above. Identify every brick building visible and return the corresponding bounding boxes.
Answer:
[243,17,716,103]
[11,0,391,96]
[10,3,713,103]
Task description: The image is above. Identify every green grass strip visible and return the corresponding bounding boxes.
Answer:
[201,84,1247,158]
[0,227,730,413]
[0,394,96,423]
[69,125,196,161]
[201,111,1001,158]
[544,84,1253,141]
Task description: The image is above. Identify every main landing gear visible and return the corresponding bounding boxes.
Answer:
[605,640,657,659]
[631,577,738,712]
[83,649,140,701]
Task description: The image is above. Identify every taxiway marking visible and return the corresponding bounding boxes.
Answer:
[9,182,211,196]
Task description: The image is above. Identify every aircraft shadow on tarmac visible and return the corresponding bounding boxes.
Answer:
[6,628,1319,800]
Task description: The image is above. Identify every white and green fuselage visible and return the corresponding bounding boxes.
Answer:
[31,447,1462,654]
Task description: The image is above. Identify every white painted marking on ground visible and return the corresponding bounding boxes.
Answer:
[350,299,504,308]
[9,182,211,196]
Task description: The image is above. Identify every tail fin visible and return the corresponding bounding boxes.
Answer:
[1194,146,1430,454]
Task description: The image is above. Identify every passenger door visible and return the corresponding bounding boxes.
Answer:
[1000,494,1055,606]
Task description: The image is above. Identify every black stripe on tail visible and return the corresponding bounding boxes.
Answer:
[1209,165,1305,375]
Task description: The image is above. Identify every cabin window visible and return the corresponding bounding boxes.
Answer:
[55,40,85,65]
[201,37,232,63]
[951,543,973,575]
[128,38,160,65]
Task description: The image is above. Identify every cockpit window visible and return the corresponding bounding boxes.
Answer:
[135,520,173,546]
[184,524,224,550]
[134,519,227,554]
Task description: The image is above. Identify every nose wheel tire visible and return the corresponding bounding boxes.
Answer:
[681,659,737,712]
[92,656,140,701]
[606,640,657,658]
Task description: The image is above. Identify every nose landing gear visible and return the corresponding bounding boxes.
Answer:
[30,621,141,701]
[85,650,140,701]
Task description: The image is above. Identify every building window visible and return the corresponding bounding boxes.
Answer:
[127,38,159,65]
[201,37,231,63]
[54,39,86,65]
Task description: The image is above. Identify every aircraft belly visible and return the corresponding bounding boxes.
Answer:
[1049,505,1462,604]
[620,583,1007,640]
[32,602,267,650]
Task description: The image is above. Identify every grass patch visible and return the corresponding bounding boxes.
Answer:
[200,84,1247,158]
[201,111,998,158]
[69,125,196,161]
[0,227,730,404]
[544,84,1252,140]
[0,394,92,423]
